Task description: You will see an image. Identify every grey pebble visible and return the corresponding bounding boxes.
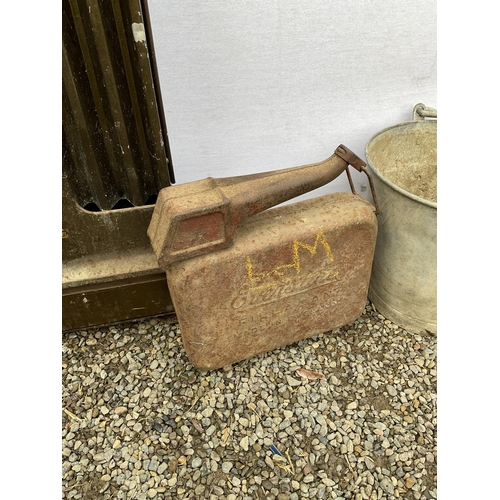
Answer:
[206,425,217,436]
[386,384,397,397]
[380,477,395,495]
[222,462,233,474]
[286,375,302,387]
[157,462,168,475]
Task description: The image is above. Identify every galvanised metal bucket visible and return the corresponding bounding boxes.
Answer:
[365,104,437,335]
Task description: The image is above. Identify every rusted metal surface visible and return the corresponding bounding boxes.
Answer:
[148,145,374,266]
[149,146,378,369]
[163,192,377,369]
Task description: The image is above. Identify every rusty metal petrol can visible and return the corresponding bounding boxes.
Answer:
[148,145,378,369]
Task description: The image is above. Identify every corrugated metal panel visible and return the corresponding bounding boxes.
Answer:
[62,0,174,211]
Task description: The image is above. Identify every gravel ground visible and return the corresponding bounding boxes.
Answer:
[62,301,437,500]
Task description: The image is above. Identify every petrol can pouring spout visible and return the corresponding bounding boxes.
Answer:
[215,145,359,225]
[148,144,375,267]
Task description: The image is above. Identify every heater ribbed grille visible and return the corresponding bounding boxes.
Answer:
[62,0,173,211]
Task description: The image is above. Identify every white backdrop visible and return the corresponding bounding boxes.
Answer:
[148,0,436,202]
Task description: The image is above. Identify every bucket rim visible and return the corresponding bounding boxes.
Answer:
[365,120,437,209]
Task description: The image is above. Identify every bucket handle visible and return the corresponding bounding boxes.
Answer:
[413,103,437,121]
